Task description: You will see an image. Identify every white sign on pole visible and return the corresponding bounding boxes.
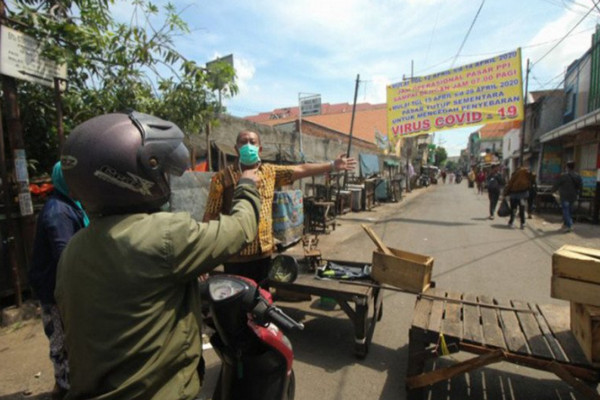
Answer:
[300,95,321,117]
[0,25,67,89]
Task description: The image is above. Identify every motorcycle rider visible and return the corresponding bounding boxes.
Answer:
[55,111,261,400]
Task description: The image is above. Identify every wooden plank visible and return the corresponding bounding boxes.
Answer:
[551,276,600,307]
[571,302,600,364]
[546,362,600,400]
[361,224,393,255]
[460,341,600,382]
[462,292,483,345]
[479,295,506,349]
[497,298,529,354]
[553,245,600,284]
[532,303,569,363]
[406,349,504,389]
[441,290,463,340]
[427,287,446,333]
[512,300,553,359]
[412,295,433,330]
[538,303,590,366]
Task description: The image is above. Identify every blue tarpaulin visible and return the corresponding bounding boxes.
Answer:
[272,190,304,247]
[359,153,380,177]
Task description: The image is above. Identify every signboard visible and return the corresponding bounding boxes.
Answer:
[206,53,234,70]
[300,94,321,117]
[540,145,562,185]
[386,49,523,144]
[0,25,67,88]
[581,170,596,198]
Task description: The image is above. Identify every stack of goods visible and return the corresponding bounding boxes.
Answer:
[551,245,600,364]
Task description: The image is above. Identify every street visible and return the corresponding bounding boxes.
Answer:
[200,180,600,400]
[1,180,600,399]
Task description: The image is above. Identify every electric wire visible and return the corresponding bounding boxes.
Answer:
[530,0,599,69]
[450,0,486,68]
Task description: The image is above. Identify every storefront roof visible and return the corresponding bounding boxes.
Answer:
[540,107,600,143]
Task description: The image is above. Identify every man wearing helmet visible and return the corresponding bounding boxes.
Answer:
[203,130,356,287]
[55,112,261,400]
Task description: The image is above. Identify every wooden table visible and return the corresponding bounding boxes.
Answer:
[269,260,383,358]
[407,287,600,400]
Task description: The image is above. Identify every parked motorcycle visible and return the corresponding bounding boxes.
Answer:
[200,274,304,400]
[418,174,430,187]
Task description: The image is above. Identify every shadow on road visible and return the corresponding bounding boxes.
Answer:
[375,217,476,227]
[421,356,590,400]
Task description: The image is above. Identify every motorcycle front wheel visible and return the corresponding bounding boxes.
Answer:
[285,369,295,400]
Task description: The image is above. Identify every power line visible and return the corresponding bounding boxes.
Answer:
[530,0,599,69]
[450,0,486,68]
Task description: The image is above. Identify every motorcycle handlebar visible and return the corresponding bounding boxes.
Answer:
[265,307,305,331]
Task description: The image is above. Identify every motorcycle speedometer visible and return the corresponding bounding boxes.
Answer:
[208,278,245,301]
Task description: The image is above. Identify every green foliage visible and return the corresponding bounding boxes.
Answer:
[3,0,237,177]
[444,160,457,172]
[434,146,447,167]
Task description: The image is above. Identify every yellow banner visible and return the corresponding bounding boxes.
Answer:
[386,49,523,144]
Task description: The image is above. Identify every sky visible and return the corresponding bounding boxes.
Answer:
[115,0,600,156]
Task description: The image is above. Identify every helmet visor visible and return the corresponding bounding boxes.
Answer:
[165,142,190,176]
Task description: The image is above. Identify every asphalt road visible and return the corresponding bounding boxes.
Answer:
[1,180,599,399]
[199,181,600,400]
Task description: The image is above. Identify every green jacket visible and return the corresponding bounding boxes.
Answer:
[56,181,260,400]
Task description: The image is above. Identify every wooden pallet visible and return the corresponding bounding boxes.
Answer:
[406,287,600,400]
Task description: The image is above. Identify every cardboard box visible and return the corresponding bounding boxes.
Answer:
[371,247,433,293]
[551,276,600,307]
[570,302,600,364]
[553,245,600,284]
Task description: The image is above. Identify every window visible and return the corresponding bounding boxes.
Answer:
[580,143,597,170]
[563,87,576,122]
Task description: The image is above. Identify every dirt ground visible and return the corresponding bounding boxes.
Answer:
[0,315,55,400]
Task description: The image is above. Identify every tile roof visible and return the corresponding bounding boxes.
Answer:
[479,120,522,139]
[302,107,387,143]
[243,102,386,124]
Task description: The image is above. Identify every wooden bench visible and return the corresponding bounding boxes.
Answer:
[406,287,600,400]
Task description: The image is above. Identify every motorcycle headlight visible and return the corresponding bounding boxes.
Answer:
[208,278,245,301]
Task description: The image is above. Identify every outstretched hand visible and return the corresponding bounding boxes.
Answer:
[333,153,357,172]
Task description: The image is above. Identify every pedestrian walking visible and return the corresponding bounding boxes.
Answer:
[502,166,533,229]
[527,173,538,219]
[476,169,486,195]
[551,160,582,233]
[486,164,504,219]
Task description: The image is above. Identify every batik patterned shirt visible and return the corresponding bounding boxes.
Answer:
[203,163,295,258]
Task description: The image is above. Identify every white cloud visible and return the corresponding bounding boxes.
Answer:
[525,6,599,88]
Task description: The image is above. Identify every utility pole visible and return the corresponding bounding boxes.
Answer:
[519,58,530,168]
[342,74,360,189]
[404,60,415,193]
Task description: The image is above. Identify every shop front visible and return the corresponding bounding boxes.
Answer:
[539,109,600,223]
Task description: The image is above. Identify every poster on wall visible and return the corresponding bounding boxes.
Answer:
[540,145,562,185]
[580,170,596,198]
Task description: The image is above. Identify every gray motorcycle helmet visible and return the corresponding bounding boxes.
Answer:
[61,111,190,215]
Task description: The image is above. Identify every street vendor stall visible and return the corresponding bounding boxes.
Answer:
[269,258,383,358]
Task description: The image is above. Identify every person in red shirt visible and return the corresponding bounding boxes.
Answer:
[475,169,486,195]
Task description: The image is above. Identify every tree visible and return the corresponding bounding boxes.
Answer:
[434,146,447,167]
[3,0,237,174]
